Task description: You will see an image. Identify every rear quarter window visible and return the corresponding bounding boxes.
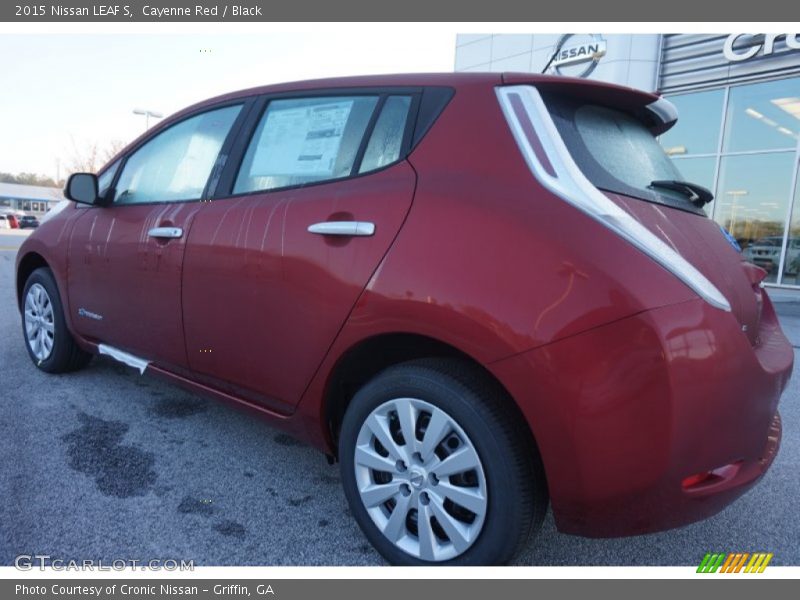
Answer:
[359,95,412,174]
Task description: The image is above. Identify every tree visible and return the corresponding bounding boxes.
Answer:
[0,138,127,190]
[0,172,60,187]
[64,137,127,175]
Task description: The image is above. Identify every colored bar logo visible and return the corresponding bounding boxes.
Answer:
[697,552,773,573]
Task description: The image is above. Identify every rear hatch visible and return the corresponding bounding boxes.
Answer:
[499,74,764,344]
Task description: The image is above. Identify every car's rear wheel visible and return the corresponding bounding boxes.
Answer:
[21,267,91,373]
[339,358,547,565]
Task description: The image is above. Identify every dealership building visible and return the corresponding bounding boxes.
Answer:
[0,181,62,216]
[456,34,800,288]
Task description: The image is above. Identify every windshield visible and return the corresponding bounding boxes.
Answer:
[544,95,706,215]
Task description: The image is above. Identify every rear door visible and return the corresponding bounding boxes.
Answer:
[67,103,245,368]
[182,92,418,411]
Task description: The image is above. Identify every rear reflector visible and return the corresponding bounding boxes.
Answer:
[681,471,715,489]
[682,461,743,490]
[496,85,731,313]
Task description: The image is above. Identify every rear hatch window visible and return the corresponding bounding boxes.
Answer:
[544,95,708,216]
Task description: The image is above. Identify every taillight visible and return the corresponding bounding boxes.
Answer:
[496,85,731,313]
[681,471,714,489]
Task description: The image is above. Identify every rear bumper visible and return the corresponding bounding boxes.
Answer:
[491,294,792,537]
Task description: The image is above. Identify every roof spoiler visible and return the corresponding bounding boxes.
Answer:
[645,96,679,135]
[500,73,679,135]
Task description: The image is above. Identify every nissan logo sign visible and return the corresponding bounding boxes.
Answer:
[549,34,607,78]
[724,33,800,62]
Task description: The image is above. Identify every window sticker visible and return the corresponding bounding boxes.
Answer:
[249,100,354,178]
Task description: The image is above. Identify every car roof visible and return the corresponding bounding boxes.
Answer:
[191,72,660,113]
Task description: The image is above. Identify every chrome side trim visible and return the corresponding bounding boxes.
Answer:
[307,221,375,237]
[147,226,183,239]
[98,344,150,375]
[496,85,730,312]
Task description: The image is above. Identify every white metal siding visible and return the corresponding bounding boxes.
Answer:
[660,34,800,93]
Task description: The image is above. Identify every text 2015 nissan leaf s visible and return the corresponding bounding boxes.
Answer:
[16,73,791,565]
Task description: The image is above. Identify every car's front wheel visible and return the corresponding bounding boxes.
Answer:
[339,358,547,565]
[21,267,91,373]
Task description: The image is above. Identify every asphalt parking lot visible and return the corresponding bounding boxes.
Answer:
[1,232,798,566]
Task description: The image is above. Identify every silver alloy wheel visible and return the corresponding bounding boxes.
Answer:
[24,283,55,362]
[354,397,488,562]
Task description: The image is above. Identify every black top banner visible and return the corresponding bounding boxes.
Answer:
[1,0,796,22]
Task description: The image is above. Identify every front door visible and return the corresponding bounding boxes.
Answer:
[67,104,244,369]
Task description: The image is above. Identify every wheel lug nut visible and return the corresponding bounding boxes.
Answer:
[428,473,439,486]
[400,483,412,497]
[419,491,430,505]
[412,452,423,464]
[396,459,407,472]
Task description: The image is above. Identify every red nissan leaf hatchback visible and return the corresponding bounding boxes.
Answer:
[16,73,791,565]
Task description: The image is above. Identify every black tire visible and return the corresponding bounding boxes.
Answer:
[339,358,547,565]
[21,267,92,373]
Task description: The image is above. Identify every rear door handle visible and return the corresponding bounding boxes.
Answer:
[307,221,375,237]
[148,226,183,239]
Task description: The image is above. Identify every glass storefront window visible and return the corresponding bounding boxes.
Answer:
[661,77,800,287]
[670,156,717,215]
[715,153,797,283]
[780,167,800,285]
[723,78,800,153]
[660,89,725,156]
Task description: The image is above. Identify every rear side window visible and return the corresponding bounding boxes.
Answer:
[545,97,704,214]
[359,96,412,174]
[234,96,379,194]
[114,105,241,205]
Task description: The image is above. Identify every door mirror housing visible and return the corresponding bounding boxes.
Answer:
[64,173,99,205]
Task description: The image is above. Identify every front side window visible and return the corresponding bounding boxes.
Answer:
[114,105,241,205]
[234,96,379,194]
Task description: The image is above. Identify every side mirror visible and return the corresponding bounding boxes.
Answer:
[64,173,99,205]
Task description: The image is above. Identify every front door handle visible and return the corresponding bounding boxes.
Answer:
[307,221,375,237]
[148,226,183,239]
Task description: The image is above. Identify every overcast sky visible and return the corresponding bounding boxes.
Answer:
[0,32,455,179]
